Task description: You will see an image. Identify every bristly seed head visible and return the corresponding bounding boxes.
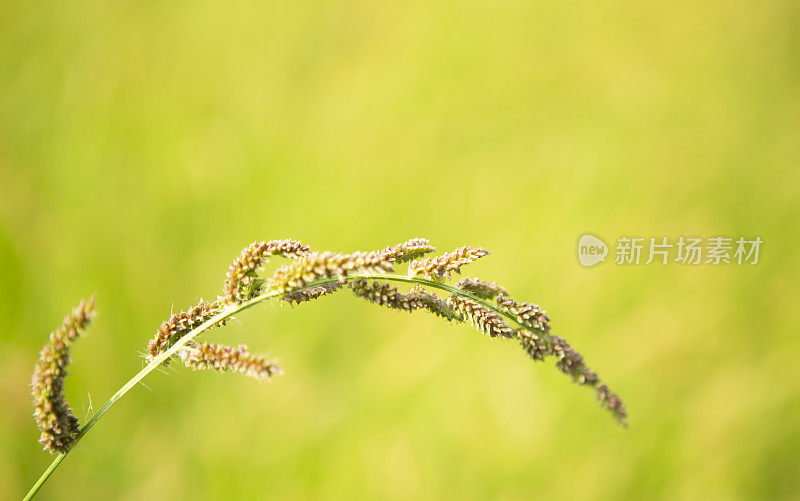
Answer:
[180,343,282,382]
[496,295,550,334]
[269,251,394,293]
[381,238,436,264]
[349,279,462,321]
[224,239,311,304]
[31,298,95,454]
[146,300,224,363]
[408,246,490,280]
[455,277,508,300]
[446,295,515,338]
[597,384,628,426]
[281,282,342,306]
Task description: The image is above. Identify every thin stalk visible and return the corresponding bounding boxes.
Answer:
[23,273,530,500]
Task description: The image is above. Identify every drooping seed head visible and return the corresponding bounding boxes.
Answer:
[597,384,628,426]
[224,239,311,304]
[349,280,462,322]
[180,343,282,382]
[408,246,490,280]
[349,278,418,312]
[406,285,461,321]
[550,335,599,385]
[446,295,514,338]
[31,298,95,454]
[455,277,508,300]
[282,282,342,306]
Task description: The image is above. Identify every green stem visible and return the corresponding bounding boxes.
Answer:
[23,273,532,500]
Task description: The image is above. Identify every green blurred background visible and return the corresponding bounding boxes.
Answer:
[1,1,798,499]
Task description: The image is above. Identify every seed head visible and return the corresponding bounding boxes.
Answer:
[446,295,514,338]
[597,384,628,426]
[146,300,224,363]
[31,298,95,454]
[518,331,548,361]
[349,278,418,312]
[381,238,436,263]
[282,282,342,306]
[408,246,490,280]
[349,280,461,321]
[269,251,394,293]
[455,277,508,300]
[224,239,311,304]
[180,343,282,382]
[496,295,550,334]
[406,285,461,321]
[550,335,599,385]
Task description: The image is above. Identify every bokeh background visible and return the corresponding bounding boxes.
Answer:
[1,1,799,499]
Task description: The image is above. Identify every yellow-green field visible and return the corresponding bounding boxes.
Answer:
[1,1,798,499]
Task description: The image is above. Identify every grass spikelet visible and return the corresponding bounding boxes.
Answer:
[349,280,462,321]
[31,298,95,454]
[146,299,224,362]
[446,295,515,338]
[408,246,490,280]
[455,277,508,300]
[180,343,282,382]
[597,384,628,426]
[349,278,418,312]
[406,285,461,321]
[281,282,342,306]
[224,239,311,303]
[381,237,436,263]
[518,331,548,361]
[550,335,599,385]
[496,295,550,334]
[269,250,394,293]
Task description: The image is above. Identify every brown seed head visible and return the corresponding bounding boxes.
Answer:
[349,280,461,321]
[224,239,311,304]
[282,282,342,306]
[31,298,95,454]
[269,250,394,293]
[455,277,508,300]
[180,343,282,382]
[446,295,514,338]
[597,384,628,426]
[496,295,550,334]
[408,246,490,280]
[381,238,436,264]
[146,300,223,362]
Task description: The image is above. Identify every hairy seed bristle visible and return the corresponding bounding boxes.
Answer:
[146,300,224,363]
[31,298,95,454]
[446,295,515,338]
[408,246,490,280]
[180,343,282,382]
[224,239,311,304]
[455,277,508,300]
